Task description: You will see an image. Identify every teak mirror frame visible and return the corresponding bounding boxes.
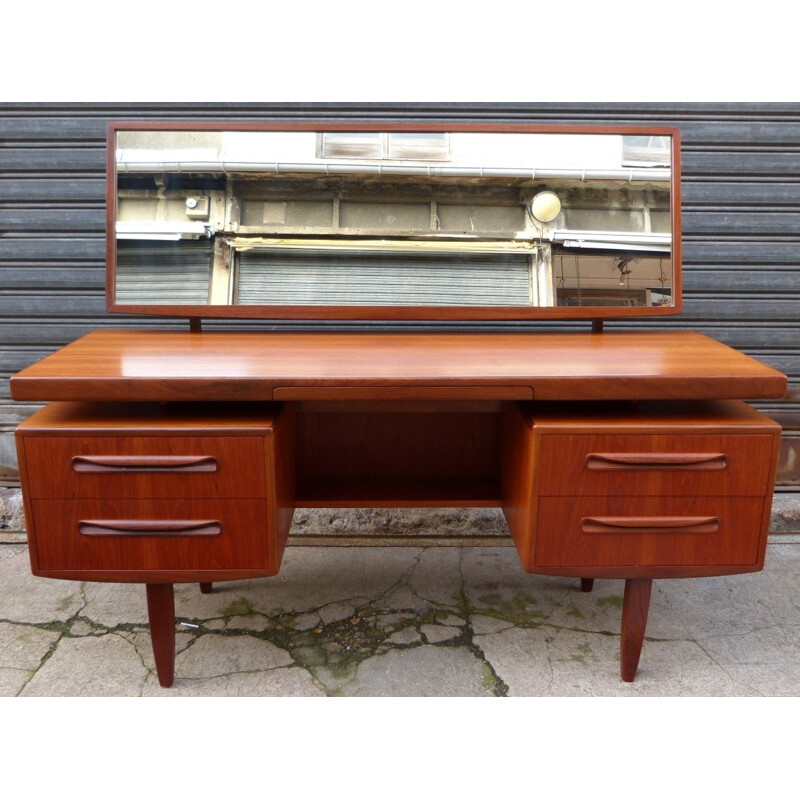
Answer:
[106,121,682,322]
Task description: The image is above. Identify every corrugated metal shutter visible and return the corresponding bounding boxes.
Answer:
[1,102,799,494]
[116,240,213,304]
[237,247,531,306]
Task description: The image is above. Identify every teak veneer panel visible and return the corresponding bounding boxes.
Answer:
[502,400,782,580]
[10,329,787,403]
[537,433,774,497]
[30,497,273,575]
[297,409,499,480]
[535,495,767,569]
[22,435,268,499]
[521,399,782,432]
[14,400,286,433]
[16,401,296,583]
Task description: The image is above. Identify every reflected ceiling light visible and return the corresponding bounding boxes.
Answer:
[530,191,562,223]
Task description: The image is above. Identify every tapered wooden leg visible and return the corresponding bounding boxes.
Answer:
[620,578,653,682]
[146,583,176,688]
[580,578,595,593]
[199,582,213,594]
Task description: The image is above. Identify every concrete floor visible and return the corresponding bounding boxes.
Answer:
[1,541,799,697]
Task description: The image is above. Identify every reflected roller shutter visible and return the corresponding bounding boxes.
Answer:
[116,240,213,304]
[236,247,532,306]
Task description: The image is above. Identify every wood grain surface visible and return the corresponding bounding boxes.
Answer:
[146,583,175,687]
[10,329,787,402]
[21,435,268,499]
[504,398,782,578]
[620,578,653,682]
[29,497,273,573]
[537,433,774,497]
[534,495,767,569]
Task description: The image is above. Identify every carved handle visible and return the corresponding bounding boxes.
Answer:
[581,516,719,535]
[78,520,222,537]
[586,453,727,471]
[72,455,218,473]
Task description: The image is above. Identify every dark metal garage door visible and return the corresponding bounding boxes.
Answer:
[2,103,798,527]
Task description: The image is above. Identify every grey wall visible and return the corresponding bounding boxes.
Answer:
[2,102,799,489]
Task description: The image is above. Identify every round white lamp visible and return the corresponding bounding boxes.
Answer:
[530,191,562,223]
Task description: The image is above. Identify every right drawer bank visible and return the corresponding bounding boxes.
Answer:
[502,400,782,579]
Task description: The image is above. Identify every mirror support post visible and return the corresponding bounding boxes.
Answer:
[189,318,203,333]
[592,319,604,333]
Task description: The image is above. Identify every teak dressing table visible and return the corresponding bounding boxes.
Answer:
[11,123,787,687]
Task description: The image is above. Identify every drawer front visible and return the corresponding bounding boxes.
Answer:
[30,498,271,572]
[534,496,766,568]
[537,433,773,497]
[22,435,267,499]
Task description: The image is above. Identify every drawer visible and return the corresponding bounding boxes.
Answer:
[21,435,267,499]
[537,433,773,497]
[30,498,272,573]
[534,495,766,569]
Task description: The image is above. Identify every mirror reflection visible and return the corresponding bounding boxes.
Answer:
[113,129,674,311]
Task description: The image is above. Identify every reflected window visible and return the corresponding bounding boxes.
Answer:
[318,132,450,161]
[622,135,671,167]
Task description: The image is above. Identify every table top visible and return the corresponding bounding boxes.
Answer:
[10,329,788,403]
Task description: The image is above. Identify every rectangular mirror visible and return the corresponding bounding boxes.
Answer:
[108,123,681,320]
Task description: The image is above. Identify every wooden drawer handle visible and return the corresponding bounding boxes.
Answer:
[78,520,222,537]
[581,516,720,535]
[72,455,218,473]
[586,453,727,471]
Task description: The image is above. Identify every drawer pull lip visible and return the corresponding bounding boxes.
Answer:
[78,520,222,537]
[585,453,727,471]
[72,455,218,473]
[581,516,720,535]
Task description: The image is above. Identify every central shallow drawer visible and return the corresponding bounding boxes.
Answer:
[31,497,272,572]
[537,433,773,497]
[22,435,267,499]
[534,495,766,568]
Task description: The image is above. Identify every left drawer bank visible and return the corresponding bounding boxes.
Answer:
[15,401,296,583]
